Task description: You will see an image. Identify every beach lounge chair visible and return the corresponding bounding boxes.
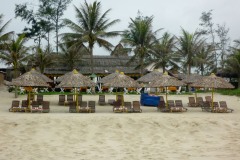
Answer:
[88,101,96,113]
[9,100,20,112]
[79,101,89,113]
[69,101,77,113]
[37,95,43,105]
[31,101,42,113]
[175,100,188,112]
[205,96,212,103]
[67,94,74,104]
[58,95,65,105]
[42,101,50,113]
[219,101,234,113]
[113,99,123,113]
[21,100,28,112]
[98,95,106,105]
[77,95,82,104]
[196,97,204,107]
[188,97,196,107]
[201,101,212,112]
[124,102,132,113]
[132,101,142,113]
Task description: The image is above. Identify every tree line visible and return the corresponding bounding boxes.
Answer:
[0,0,240,88]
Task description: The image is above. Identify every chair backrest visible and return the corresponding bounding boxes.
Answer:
[132,101,141,110]
[196,97,204,103]
[175,100,183,107]
[219,101,227,108]
[69,101,76,109]
[113,99,121,108]
[67,95,73,101]
[213,102,219,108]
[167,100,175,107]
[12,100,20,108]
[78,95,82,102]
[22,100,28,108]
[158,100,165,108]
[37,95,43,101]
[80,101,87,108]
[32,101,39,107]
[124,102,132,110]
[99,95,105,102]
[42,101,50,109]
[159,96,165,102]
[88,101,95,109]
[205,96,212,102]
[59,95,65,102]
[188,97,196,103]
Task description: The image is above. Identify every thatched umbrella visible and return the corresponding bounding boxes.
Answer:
[56,69,95,111]
[12,70,49,110]
[137,69,163,83]
[98,70,120,83]
[190,73,234,110]
[29,69,53,82]
[55,71,73,82]
[103,72,140,106]
[147,72,185,110]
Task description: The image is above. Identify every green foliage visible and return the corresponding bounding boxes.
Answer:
[216,89,240,96]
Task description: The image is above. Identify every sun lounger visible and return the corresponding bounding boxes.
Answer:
[31,101,42,113]
[188,97,196,107]
[219,101,234,113]
[124,102,132,113]
[79,101,89,113]
[58,95,65,105]
[113,99,123,113]
[42,101,50,113]
[88,101,96,113]
[69,101,77,113]
[67,94,74,104]
[201,101,212,112]
[37,95,43,105]
[196,97,204,107]
[205,96,212,103]
[132,101,142,113]
[98,95,106,105]
[9,100,20,112]
[174,100,188,112]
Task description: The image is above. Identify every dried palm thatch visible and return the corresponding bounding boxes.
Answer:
[98,70,120,83]
[181,73,203,84]
[103,72,140,88]
[190,73,234,110]
[55,71,72,82]
[56,69,95,88]
[30,69,53,82]
[137,69,163,83]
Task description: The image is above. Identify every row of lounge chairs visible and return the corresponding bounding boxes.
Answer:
[112,100,142,113]
[69,101,95,113]
[157,99,188,112]
[9,100,50,113]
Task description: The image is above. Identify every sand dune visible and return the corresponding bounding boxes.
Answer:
[0,85,240,160]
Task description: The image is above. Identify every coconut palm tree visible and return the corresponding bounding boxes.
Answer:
[148,32,178,73]
[121,13,160,75]
[176,28,204,75]
[225,47,240,88]
[62,0,120,73]
[0,14,14,51]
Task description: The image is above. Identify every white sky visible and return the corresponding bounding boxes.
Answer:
[0,0,240,67]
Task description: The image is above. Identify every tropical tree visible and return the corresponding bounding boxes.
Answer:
[33,47,54,73]
[62,0,120,73]
[225,44,240,88]
[148,32,178,73]
[0,14,13,50]
[194,44,215,75]
[176,28,204,75]
[0,34,30,97]
[121,13,160,75]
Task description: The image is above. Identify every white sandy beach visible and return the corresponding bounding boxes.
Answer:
[0,85,240,160]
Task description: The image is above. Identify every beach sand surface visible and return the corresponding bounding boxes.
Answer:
[0,85,240,160]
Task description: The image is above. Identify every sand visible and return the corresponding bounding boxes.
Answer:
[0,85,240,160]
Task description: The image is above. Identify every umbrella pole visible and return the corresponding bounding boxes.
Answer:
[75,88,78,112]
[165,87,168,110]
[211,88,214,111]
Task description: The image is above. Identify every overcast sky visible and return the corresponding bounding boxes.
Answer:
[0,0,240,67]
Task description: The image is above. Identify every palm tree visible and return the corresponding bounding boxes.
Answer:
[33,47,54,73]
[0,14,13,51]
[121,13,160,75]
[194,44,215,75]
[225,48,240,88]
[148,32,178,73]
[62,0,120,73]
[176,28,204,75]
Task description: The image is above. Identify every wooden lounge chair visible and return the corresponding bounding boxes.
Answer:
[69,101,77,113]
[113,99,123,113]
[67,94,74,104]
[9,100,20,112]
[79,101,89,113]
[205,96,212,103]
[37,95,43,105]
[117,95,124,106]
[219,101,234,113]
[196,97,204,107]
[42,101,50,113]
[132,101,142,113]
[58,95,65,105]
[157,100,166,111]
[31,101,42,113]
[174,100,188,112]
[188,97,196,107]
[98,95,106,105]
[88,101,96,113]
[201,101,212,112]
[124,102,132,113]
[77,95,82,104]
[21,100,28,112]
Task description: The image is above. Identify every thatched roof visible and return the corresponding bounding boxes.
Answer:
[44,55,141,75]
[103,72,140,88]
[137,69,163,82]
[98,71,120,83]
[56,69,95,88]
[147,72,185,87]
[181,74,203,84]
[190,73,234,89]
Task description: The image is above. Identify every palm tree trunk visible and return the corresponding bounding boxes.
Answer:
[90,47,94,74]
[14,68,18,98]
[238,76,240,89]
